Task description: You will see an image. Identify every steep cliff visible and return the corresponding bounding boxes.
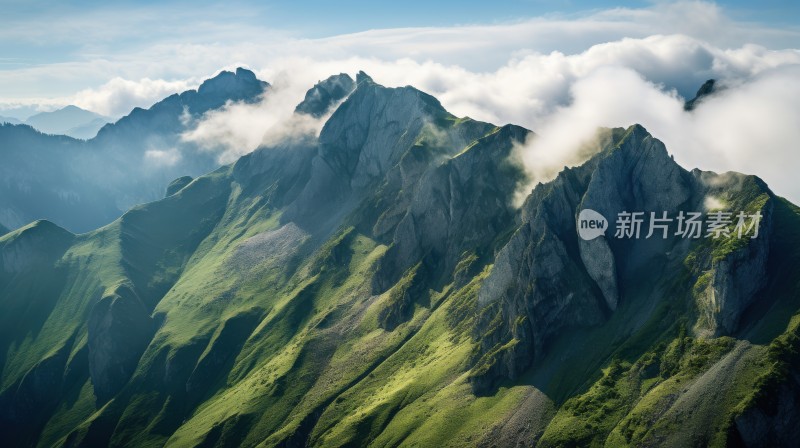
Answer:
[0,74,797,448]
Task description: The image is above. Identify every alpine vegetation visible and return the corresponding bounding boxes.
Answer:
[1,70,798,448]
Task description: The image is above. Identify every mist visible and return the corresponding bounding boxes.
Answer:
[164,32,800,204]
[180,69,342,163]
[512,63,800,204]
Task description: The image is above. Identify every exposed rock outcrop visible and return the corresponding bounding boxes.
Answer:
[0,220,73,275]
[87,284,155,404]
[96,67,268,141]
[735,372,800,447]
[703,216,772,335]
[295,73,356,118]
[377,262,429,330]
[185,310,261,403]
[469,125,773,393]
[0,340,75,446]
[373,124,527,293]
[692,173,774,336]
[287,73,458,229]
[684,79,716,111]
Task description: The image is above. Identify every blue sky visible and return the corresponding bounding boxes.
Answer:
[0,0,798,117]
[3,0,799,37]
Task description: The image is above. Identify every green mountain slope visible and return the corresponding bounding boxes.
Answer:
[1,74,798,447]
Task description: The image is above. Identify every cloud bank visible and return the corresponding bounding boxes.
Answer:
[180,70,340,164]
[176,31,800,203]
[3,1,798,109]
[72,77,198,118]
[511,63,800,204]
[2,1,798,202]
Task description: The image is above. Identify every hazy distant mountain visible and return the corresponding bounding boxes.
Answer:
[0,68,269,233]
[0,105,40,122]
[684,79,717,111]
[24,105,110,138]
[0,116,21,125]
[0,124,121,232]
[65,117,111,139]
[1,72,797,448]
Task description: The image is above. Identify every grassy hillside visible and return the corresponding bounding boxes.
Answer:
[1,80,798,448]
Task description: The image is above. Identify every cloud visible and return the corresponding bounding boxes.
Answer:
[2,1,798,106]
[0,75,199,119]
[704,196,727,210]
[144,147,182,167]
[510,63,800,204]
[167,31,800,204]
[1,1,798,203]
[70,77,198,118]
[180,69,338,164]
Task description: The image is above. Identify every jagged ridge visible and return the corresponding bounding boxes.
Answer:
[0,74,797,448]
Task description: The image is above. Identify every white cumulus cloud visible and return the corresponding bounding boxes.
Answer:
[70,77,199,118]
[2,1,797,203]
[181,69,339,164]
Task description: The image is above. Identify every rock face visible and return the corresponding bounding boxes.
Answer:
[470,152,608,392]
[0,340,75,447]
[185,311,261,403]
[0,220,73,275]
[684,79,716,111]
[287,72,461,229]
[691,172,774,337]
[87,285,154,404]
[735,373,800,446]
[1,71,797,447]
[373,124,527,294]
[702,212,772,336]
[97,67,268,142]
[577,125,694,308]
[469,125,774,393]
[316,73,441,189]
[295,73,356,118]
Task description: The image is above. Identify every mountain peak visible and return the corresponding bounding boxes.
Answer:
[295,73,356,117]
[235,67,258,80]
[95,67,269,142]
[684,78,716,111]
[197,67,267,97]
[356,71,374,84]
[24,105,108,138]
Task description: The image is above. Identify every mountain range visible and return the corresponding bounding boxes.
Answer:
[0,68,270,233]
[0,71,798,447]
[1,106,111,140]
[26,106,111,139]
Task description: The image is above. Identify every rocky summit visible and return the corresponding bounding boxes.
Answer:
[0,73,799,448]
